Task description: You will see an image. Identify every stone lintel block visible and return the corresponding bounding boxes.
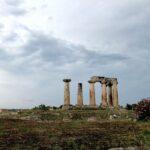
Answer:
[90,76,105,82]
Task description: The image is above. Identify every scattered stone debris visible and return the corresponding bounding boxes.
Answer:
[87,116,97,122]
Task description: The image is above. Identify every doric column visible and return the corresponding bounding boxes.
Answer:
[77,83,83,106]
[107,81,113,107]
[112,78,119,108]
[88,80,96,106]
[101,79,107,107]
[63,79,71,106]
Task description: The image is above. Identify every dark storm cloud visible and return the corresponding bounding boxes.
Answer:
[84,51,128,65]
[20,31,129,67]
[0,30,129,75]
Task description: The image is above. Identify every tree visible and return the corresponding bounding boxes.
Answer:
[135,99,150,121]
[126,104,132,110]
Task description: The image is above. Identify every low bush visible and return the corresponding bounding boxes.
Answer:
[33,104,49,111]
[126,103,137,110]
[70,112,83,120]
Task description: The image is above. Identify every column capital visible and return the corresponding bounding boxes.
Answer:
[111,78,118,84]
[63,79,71,82]
[88,80,95,84]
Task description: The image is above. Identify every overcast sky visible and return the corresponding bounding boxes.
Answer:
[0,0,150,108]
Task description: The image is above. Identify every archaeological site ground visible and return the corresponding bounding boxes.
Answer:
[0,76,149,149]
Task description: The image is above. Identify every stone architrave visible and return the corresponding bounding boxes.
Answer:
[77,83,83,106]
[63,79,71,106]
[88,80,96,107]
[101,79,107,107]
[112,78,119,108]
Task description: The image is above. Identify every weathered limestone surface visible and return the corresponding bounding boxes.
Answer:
[101,79,107,107]
[77,83,83,106]
[88,80,96,107]
[62,76,119,109]
[90,76,119,108]
[112,78,119,108]
[90,76,105,82]
[63,79,71,106]
[107,81,113,107]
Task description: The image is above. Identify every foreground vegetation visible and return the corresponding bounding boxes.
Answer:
[0,107,149,149]
[0,118,146,149]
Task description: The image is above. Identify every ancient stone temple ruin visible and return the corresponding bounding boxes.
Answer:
[63,76,119,108]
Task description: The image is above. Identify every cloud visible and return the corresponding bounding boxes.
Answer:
[19,31,129,68]
[0,24,4,29]
[0,0,150,108]
[9,8,27,16]
[4,0,23,6]
[0,29,129,76]
[0,0,27,16]
[2,33,19,42]
[0,49,11,60]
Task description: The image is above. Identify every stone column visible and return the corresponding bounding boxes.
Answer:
[112,78,119,108]
[101,79,107,107]
[107,82,113,107]
[63,79,71,106]
[88,80,96,107]
[77,83,83,106]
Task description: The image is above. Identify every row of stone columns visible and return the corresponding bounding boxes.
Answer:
[63,79,84,107]
[63,77,119,108]
[88,78,119,108]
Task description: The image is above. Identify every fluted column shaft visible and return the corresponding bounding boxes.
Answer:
[89,81,96,106]
[112,79,119,108]
[107,83,113,107]
[77,83,83,106]
[63,79,71,106]
[101,80,107,107]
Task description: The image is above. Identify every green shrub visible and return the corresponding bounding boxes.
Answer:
[33,104,49,111]
[71,112,82,120]
[126,103,137,110]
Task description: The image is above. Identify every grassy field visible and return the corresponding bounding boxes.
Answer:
[0,109,149,149]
